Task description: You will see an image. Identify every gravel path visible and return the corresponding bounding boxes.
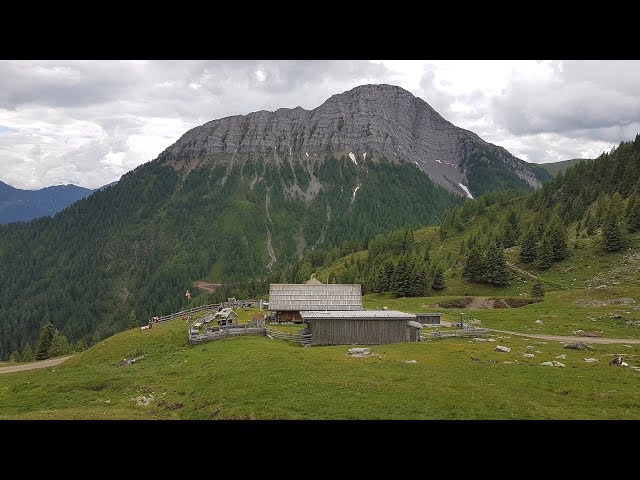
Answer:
[0,355,73,374]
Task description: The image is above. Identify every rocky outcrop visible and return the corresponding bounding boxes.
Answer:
[158,84,547,197]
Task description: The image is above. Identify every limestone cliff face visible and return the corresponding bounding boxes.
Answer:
[158,84,547,197]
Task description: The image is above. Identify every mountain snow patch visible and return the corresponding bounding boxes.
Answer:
[348,152,357,165]
[458,183,474,199]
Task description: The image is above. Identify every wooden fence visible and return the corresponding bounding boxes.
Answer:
[421,327,491,341]
[265,328,313,346]
[189,324,267,344]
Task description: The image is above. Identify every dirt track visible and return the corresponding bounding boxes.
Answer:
[192,281,222,293]
[491,329,640,345]
[0,355,73,374]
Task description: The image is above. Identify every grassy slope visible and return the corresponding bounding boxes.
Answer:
[540,158,588,177]
[2,312,640,420]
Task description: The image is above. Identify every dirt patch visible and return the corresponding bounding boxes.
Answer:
[438,297,474,308]
[192,281,222,293]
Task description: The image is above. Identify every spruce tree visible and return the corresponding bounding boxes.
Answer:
[585,212,596,236]
[35,322,56,360]
[431,265,445,290]
[545,215,568,262]
[463,244,485,283]
[626,193,640,233]
[48,331,71,358]
[21,344,35,362]
[482,242,509,285]
[519,228,538,264]
[602,208,623,252]
[127,310,138,329]
[531,282,545,299]
[502,210,521,248]
[536,236,554,270]
[9,350,19,363]
[391,255,410,297]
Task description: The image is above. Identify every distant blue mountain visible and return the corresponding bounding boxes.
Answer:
[0,180,116,224]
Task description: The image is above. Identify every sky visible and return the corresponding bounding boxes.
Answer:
[0,60,638,190]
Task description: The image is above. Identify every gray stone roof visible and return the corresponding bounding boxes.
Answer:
[268,284,363,311]
[299,310,415,320]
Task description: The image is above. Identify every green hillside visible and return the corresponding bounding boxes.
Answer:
[2,311,640,420]
[540,158,588,177]
[0,156,461,359]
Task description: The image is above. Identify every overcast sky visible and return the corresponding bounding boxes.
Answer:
[0,60,638,189]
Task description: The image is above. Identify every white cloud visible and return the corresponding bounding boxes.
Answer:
[0,60,638,188]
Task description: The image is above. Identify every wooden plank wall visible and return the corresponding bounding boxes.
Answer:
[310,319,407,345]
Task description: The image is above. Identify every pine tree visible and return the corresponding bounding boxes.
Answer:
[536,236,554,270]
[626,193,640,233]
[602,207,623,252]
[91,331,101,346]
[519,228,538,264]
[9,350,19,363]
[431,265,445,290]
[35,322,57,360]
[74,340,87,353]
[502,210,521,248]
[127,310,138,329]
[381,260,394,292]
[531,282,545,299]
[482,242,509,285]
[21,344,35,362]
[48,331,71,358]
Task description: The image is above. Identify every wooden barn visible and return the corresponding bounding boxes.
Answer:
[299,310,418,345]
[268,283,363,323]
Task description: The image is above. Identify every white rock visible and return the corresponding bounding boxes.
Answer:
[584,358,598,363]
[541,361,555,366]
[621,361,629,367]
[527,346,534,350]
[487,338,496,342]
[535,350,543,354]
[474,338,487,342]
[535,320,543,324]
[495,345,511,353]
[556,354,566,359]
[523,353,535,358]
[553,362,566,367]
[404,360,418,364]
[348,348,371,356]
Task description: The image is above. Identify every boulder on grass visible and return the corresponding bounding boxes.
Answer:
[495,345,511,353]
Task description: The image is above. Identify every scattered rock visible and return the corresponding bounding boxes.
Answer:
[626,320,640,326]
[622,361,629,367]
[134,395,154,406]
[489,359,500,364]
[473,338,487,342]
[595,284,608,289]
[556,354,566,359]
[348,348,371,357]
[564,342,593,350]
[404,360,418,364]
[535,350,543,354]
[118,353,147,367]
[503,361,516,364]
[487,338,496,342]
[527,346,534,350]
[610,314,622,319]
[535,320,543,325]
[540,361,555,366]
[554,362,566,368]
[623,345,633,348]
[523,353,535,358]
[495,345,511,353]
[584,358,598,363]
[573,329,585,335]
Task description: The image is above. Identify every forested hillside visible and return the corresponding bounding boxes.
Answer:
[0,155,460,359]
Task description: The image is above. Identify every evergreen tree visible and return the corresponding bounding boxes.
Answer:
[531,282,545,299]
[431,265,445,290]
[48,331,71,358]
[536,236,554,270]
[380,260,394,293]
[502,210,521,248]
[9,350,19,363]
[391,255,411,297]
[602,207,623,252]
[463,244,485,282]
[519,227,538,264]
[626,193,640,233]
[546,215,568,262]
[21,344,35,362]
[585,212,596,236]
[91,331,101,346]
[35,322,57,360]
[127,310,138,329]
[74,340,87,353]
[482,242,509,285]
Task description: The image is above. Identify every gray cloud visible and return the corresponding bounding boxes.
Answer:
[0,60,638,188]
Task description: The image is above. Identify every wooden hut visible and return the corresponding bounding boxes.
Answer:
[215,308,238,326]
[299,310,417,345]
[268,283,363,323]
[415,313,442,325]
